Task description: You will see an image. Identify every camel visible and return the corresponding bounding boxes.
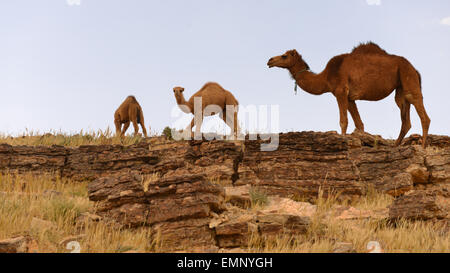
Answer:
[267,42,430,148]
[114,95,148,137]
[173,82,239,138]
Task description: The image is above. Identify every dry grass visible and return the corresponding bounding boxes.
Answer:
[141,173,161,192]
[247,217,449,253]
[209,176,232,188]
[0,173,448,253]
[246,187,448,253]
[249,187,269,209]
[0,172,159,253]
[0,128,155,147]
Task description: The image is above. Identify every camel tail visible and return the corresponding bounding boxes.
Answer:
[416,69,422,89]
[136,108,142,124]
[398,57,422,93]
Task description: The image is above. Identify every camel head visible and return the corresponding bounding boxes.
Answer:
[267,49,310,70]
[173,86,185,98]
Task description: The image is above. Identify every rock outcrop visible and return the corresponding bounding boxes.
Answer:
[389,185,449,221]
[88,172,225,251]
[88,172,315,251]
[1,131,449,251]
[1,132,448,200]
[0,236,37,253]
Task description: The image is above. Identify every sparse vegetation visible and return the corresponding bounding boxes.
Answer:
[0,172,158,253]
[246,217,449,253]
[209,176,231,188]
[249,187,269,208]
[0,128,151,147]
[141,173,160,192]
[0,172,447,253]
[246,188,448,253]
[162,126,173,140]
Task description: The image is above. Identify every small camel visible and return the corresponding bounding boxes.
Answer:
[267,42,430,147]
[173,82,239,137]
[114,95,148,137]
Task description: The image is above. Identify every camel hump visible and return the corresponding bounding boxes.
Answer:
[351,42,388,55]
[200,82,225,91]
[126,95,138,103]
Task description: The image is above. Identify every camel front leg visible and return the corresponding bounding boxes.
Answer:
[114,119,122,136]
[121,121,130,136]
[348,100,364,132]
[194,115,203,140]
[183,118,195,139]
[335,90,349,135]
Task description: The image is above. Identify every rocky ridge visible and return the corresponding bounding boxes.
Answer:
[1,131,448,251]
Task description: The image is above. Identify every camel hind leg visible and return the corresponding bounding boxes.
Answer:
[132,119,140,136]
[348,100,364,132]
[223,106,239,139]
[399,66,430,148]
[128,106,141,136]
[138,110,148,137]
[140,124,148,137]
[411,97,430,148]
[394,88,411,146]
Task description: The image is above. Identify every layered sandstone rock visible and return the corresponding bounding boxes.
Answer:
[0,144,67,176]
[87,173,315,251]
[0,236,38,253]
[237,132,449,200]
[1,131,449,252]
[88,172,226,251]
[1,132,449,196]
[1,132,448,199]
[389,185,449,221]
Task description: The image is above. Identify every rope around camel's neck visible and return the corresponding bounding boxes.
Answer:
[293,68,309,95]
[290,66,328,96]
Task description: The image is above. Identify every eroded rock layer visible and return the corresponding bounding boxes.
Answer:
[1,131,449,251]
[1,132,449,199]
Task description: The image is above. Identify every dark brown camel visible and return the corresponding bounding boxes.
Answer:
[267,42,430,148]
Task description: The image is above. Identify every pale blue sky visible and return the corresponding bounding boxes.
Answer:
[1,0,449,137]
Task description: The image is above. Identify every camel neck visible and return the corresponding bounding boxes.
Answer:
[176,94,193,113]
[289,65,329,95]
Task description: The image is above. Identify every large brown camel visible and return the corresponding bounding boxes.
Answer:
[114,95,148,137]
[267,42,430,147]
[173,82,239,137]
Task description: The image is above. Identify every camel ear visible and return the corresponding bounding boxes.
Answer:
[290,50,301,58]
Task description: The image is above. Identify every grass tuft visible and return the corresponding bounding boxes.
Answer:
[0,128,154,147]
[249,187,268,208]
